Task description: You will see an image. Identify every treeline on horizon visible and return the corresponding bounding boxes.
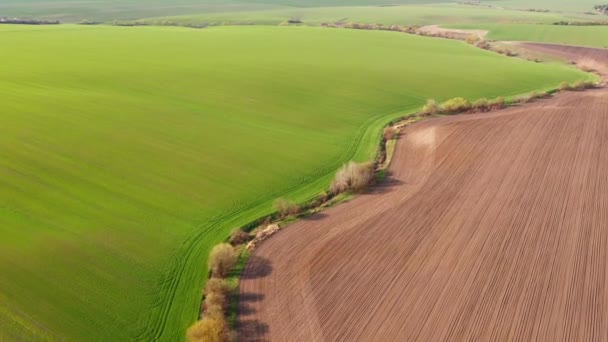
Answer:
[0,17,59,25]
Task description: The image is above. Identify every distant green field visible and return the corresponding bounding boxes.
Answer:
[138,4,595,27]
[0,24,592,341]
[452,23,608,48]
[0,0,450,22]
[2,0,605,22]
[485,0,602,13]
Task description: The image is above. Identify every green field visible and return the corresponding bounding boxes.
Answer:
[452,23,608,48]
[3,0,606,23]
[0,0,449,22]
[485,0,602,13]
[136,4,595,27]
[0,24,593,340]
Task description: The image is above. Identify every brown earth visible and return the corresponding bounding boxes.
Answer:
[238,45,608,341]
[418,25,488,40]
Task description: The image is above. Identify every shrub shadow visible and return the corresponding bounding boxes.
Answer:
[238,319,269,341]
[241,256,272,279]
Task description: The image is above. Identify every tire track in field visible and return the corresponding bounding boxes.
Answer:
[238,45,608,341]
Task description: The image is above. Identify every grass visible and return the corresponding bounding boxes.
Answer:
[451,23,608,48]
[3,0,605,23]
[136,4,602,27]
[0,24,592,341]
[484,0,603,13]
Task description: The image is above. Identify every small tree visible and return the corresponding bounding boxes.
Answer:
[330,167,350,194]
[273,198,300,218]
[559,81,571,91]
[441,97,471,113]
[208,244,236,278]
[466,34,480,45]
[229,228,251,246]
[489,96,505,110]
[205,278,230,297]
[205,292,226,310]
[472,98,489,112]
[186,317,227,342]
[330,161,374,194]
[422,99,440,115]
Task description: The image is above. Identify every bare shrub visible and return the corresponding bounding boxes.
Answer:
[330,161,374,194]
[559,81,571,91]
[208,243,236,278]
[186,316,227,342]
[572,80,596,90]
[441,97,471,113]
[476,41,491,50]
[421,99,440,115]
[330,167,350,194]
[383,126,397,141]
[229,228,251,246]
[529,91,546,100]
[466,34,480,45]
[308,191,329,208]
[350,162,374,191]
[204,303,225,320]
[472,98,489,112]
[205,278,230,297]
[489,96,505,110]
[516,94,532,103]
[273,198,300,218]
[205,292,226,310]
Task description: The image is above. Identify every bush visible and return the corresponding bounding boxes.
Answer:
[466,34,480,45]
[476,41,491,50]
[472,98,489,112]
[572,80,595,90]
[516,94,532,103]
[186,316,227,342]
[441,97,471,113]
[205,278,230,297]
[383,126,397,141]
[229,228,250,246]
[208,244,236,278]
[559,81,571,91]
[330,161,374,194]
[273,198,300,218]
[421,99,439,115]
[204,304,225,320]
[529,91,546,100]
[205,292,226,310]
[489,96,505,110]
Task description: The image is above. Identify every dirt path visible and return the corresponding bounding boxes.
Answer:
[238,45,608,341]
[418,25,488,40]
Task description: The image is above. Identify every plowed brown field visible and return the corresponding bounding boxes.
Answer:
[238,44,608,341]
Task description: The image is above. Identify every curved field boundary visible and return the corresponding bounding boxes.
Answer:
[238,45,608,341]
[136,106,413,341]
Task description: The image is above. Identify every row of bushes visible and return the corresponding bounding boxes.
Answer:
[421,96,506,115]
[111,20,209,29]
[554,20,608,26]
[0,17,59,25]
[187,157,379,340]
[321,21,419,33]
[559,80,597,91]
[421,80,597,117]
[187,244,238,342]
[187,73,597,341]
[594,4,608,15]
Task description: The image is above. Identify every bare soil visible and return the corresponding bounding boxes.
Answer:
[418,25,488,40]
[238,44,608,341]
